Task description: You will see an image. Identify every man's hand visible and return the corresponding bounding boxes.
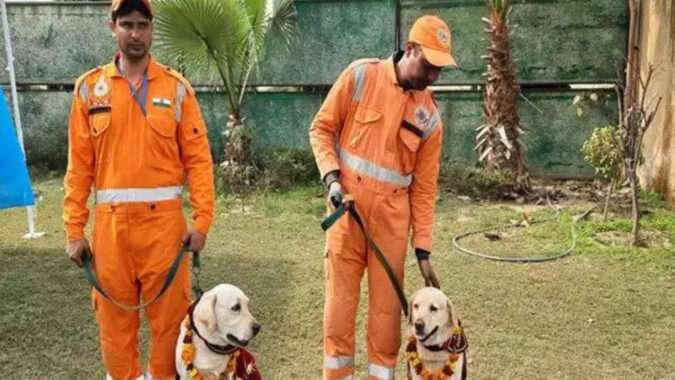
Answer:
[183,228,206,252]
[418,259,440,289]
[67,239,92,268]
[328,181,343,210]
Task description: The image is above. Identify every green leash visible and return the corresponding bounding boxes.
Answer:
[321,194,409,317]
[83,241,197,311]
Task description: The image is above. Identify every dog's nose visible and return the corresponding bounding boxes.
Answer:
[414,321,425,334]
[252,322,261,336]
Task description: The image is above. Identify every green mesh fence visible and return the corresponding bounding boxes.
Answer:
[1,1,626,176]
[14,89,617,178]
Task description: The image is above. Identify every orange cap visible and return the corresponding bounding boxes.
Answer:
[408,15,459,69]
[111,0,153,17]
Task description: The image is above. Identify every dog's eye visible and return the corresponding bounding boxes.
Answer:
[413,303,419,310]
[430,305,438,312]
[231,304,241,312]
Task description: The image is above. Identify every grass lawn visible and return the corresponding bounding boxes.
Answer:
[1,176,674,379]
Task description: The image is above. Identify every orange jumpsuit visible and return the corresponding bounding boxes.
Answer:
[309,53,443,379]
[63,54,214,380]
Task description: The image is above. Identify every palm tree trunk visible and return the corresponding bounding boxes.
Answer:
[478,4,530,192]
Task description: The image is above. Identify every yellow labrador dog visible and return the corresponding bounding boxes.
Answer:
[406,287,467,380]
[175,284,262,379]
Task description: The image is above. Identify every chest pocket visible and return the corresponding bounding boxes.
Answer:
[399,120,423,152]
[397,119,425,174]
[88,106,113,165]
[349,106,382,148]
[89,107,111,137]
[147,108,177,138]
[144,105,180,165]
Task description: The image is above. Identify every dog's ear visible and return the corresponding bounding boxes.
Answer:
[408,290,419,325]
[195,292,218,333]
[446,296,460,329]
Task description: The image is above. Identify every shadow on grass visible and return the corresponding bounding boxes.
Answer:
[0,247,294,379]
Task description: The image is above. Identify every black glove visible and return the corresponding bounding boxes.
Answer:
[415,248,431,260]
[329,184,343,209]
[415,249,440,289]
[324,170,342,209]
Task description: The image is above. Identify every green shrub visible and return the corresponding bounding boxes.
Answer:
[439,160,517,199]
[256,148,320,190]
[581,125,623,180]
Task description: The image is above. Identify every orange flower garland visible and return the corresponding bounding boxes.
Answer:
[181,315,238,380]
[406,336,460,380]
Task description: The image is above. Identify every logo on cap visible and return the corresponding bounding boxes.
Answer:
[437,28,450,46]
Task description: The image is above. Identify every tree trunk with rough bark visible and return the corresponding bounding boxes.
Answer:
[603,178,615,221]
[476,1,530,192]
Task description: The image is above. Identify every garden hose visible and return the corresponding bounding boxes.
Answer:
[452,203,597,263]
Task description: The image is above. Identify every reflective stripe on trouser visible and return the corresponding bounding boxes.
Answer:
[93,199,190,380]
[95,186,182,204]
[324,177,409,379]
[368,363,395,379]
[324,355,356,380]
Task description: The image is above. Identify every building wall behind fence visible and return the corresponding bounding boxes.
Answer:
[1,0,626,177]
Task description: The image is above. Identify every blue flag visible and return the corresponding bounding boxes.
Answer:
[0,86,35,209]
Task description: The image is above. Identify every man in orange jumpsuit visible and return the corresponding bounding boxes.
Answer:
[62,1,214,379]
[309,15,459,379]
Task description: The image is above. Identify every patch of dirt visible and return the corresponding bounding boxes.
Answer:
[456,214,475,223]
[594,230,672,249]
[226,200,258,215]
[508,204,550,214]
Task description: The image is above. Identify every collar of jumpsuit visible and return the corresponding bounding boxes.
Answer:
[387,51,404,86]
[108,51,161,81]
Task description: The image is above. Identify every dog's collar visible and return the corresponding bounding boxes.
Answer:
[188,298,238,356]
[422,323,468,354]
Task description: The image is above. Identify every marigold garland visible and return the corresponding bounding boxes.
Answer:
[181,315,238,380]
[406,336,460,380]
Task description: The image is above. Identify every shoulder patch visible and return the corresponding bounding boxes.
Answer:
[74,66,102,95]
[163,66,195,96]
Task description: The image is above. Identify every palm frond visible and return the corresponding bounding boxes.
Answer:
[267,0,298,49]
[487,0,509,17]
[154,0,297,113]
[236,0,267,103]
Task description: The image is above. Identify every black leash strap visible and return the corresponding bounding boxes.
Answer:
[321,195,409,317]
[83,241,198,310]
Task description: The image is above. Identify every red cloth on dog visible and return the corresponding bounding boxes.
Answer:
[232,348,262,380]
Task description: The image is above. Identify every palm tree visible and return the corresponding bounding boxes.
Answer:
[475,0,530,190]
[153,0,297,191]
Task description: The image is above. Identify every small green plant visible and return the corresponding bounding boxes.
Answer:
[440,160,517,199]
[582,125,623,221]
[257,148,320,190]
[582,126,623,180]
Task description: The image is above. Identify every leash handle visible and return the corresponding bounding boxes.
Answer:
[191,251,203,299]
[321,195,409,317]
[83,241,191,311]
